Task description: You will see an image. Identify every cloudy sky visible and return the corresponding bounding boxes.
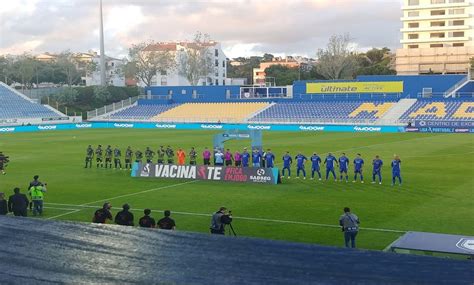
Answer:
[0,0,403,59]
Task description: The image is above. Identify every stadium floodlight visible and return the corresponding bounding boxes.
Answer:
[99,0,106,86]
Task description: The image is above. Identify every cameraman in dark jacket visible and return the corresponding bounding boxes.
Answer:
[210,206,232,235]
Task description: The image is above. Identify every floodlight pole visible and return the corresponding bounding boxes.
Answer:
[99,0,106,86]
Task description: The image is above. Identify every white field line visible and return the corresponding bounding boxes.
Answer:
[46,180,198,220]
[47,209,82,220]
[45,202,405,234]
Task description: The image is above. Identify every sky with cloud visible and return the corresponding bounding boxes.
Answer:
[0,0,403,59]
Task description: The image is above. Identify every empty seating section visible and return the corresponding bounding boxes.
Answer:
[110,104,181,120]
[0,84,60,119]
[400,100,474,121]
[249,101,394,123]
[152,103,270,123]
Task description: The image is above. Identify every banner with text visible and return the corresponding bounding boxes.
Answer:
[131,163,279,184]
[306,81,403,94]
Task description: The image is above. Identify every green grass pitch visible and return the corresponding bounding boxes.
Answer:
[0,129,473,250]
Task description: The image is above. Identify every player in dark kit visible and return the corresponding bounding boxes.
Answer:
[166,146,174,164]
[145,147,155,163]
[0,152,9,175]
[105,145,113,168]
[84,145,94,168]
[95,145,103,168]
[189,147,197,165]
[135,150,143,163]
[114,147,122,169]
[157,146,165,164]
[124,146,133,169]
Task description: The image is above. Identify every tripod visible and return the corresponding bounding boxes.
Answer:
[227,223,237,237]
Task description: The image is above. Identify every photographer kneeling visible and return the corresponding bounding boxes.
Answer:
[209,206,232,235]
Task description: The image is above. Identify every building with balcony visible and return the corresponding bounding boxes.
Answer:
[396,0,474,75]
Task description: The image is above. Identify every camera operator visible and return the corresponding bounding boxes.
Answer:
[0,152,9,175]
[339,207,360,248]
[28,175,46,213]
[93,202,113,224]
[209,206,233,235]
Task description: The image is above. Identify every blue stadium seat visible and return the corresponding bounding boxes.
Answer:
[0,85,62,120]
[110,104,181,120]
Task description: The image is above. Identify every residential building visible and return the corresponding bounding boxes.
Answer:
[83,55,125,86]
[143,41,227,86]
[396,0,474,75]
[253,58,300,85]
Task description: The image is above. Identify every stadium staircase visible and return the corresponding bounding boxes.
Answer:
[445,75,470,98]
[376,98,417,125]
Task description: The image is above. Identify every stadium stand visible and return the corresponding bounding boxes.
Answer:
[249,101,395,124]
[88,75,473,126]
[1,217,473,284]
[0,83,65,120]
[151,102,270,123]
[399,99,474,122]
[109,103,181,120]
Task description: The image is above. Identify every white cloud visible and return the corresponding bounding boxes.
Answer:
[0,0,402,58]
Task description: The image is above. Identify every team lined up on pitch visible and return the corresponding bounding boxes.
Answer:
[84,145,403,185]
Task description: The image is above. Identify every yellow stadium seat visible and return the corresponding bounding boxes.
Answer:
[452,102,474,119]
[348,103,395,118]
[151,102,269,123]
[408,102,446,118]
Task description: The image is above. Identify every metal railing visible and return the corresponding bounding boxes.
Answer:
[88,116,405,126]
[298,93,402,100]
[415,92,474,98]
[86,97,139,119]
[444,75,469,98]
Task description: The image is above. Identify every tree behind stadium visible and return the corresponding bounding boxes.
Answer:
[177,32,214,86]
[316,34,357,80]
[127,41,175,87]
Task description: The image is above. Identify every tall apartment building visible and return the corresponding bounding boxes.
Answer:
[396,0,474,75]
[143,41,227,86]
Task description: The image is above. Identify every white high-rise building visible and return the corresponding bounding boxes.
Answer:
[396,0,474,75]
[143,41,227,86]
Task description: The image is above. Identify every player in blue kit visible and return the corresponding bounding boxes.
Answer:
[295,152,307,179]
[324,153,338,181]
[241,147,250,167]
[353,153,365,183]
[310,153,322,181]
[252,149,262,167]
[265,149,275,168]
[372,155,383,184]
[338,153,350,182]
[391,155,402,186]
[282,151,293,178]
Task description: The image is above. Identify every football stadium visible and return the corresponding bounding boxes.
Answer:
[1,0,474,284]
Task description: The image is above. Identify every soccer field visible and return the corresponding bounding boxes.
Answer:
[0,129,473,250]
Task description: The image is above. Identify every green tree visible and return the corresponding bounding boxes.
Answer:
[93,86,111,104]
[53,87,78,105]
[354,48,396,76]
[56,51,81,86]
